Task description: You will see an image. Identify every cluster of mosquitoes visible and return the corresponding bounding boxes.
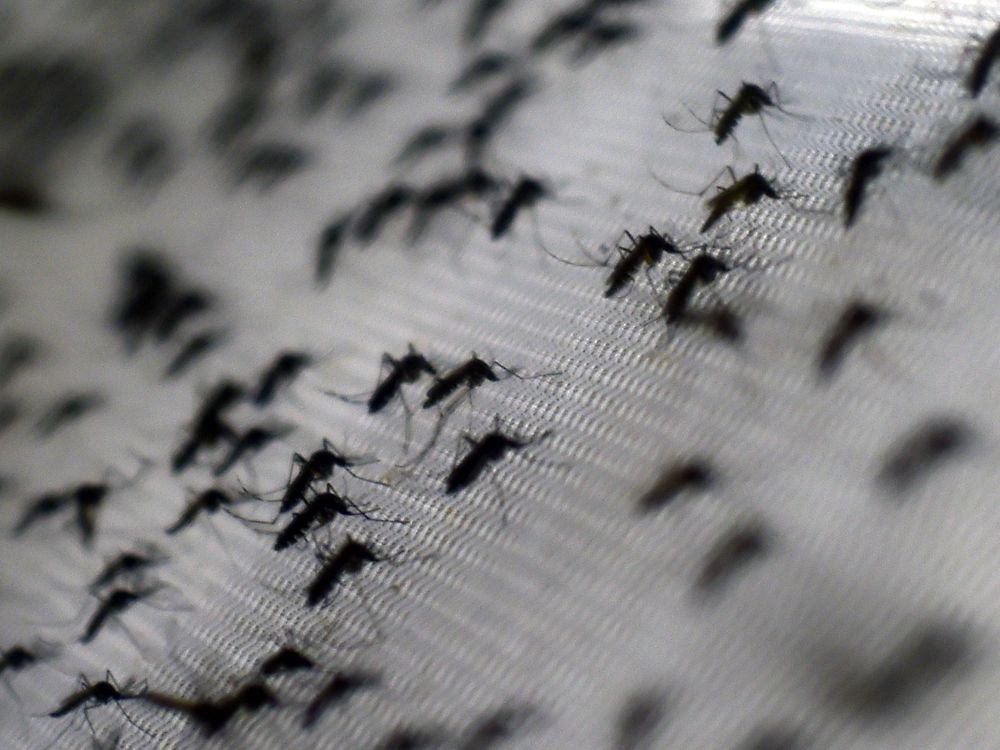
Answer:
[0,0,997,748]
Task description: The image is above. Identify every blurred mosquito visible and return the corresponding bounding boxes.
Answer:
[43,671,149,747]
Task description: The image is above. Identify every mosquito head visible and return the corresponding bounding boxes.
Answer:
[970,116,999,144]
[92,681,121,703]
[743,82,773,110]
[464,167,501,196]
[480,429,534,458]
[469,357,500,382]
[343,536,381,564]
[32,492,70,513]
[75,483,109,508]
[199,488,231,509]
[641,229,678,260]
[846,302,886,330]
[855,146,893,176]
[689,254,730,283]
[116,552,149,571]
[201,380,245,415]
[518,176,549,202]
[4,646,36,669]
[109,589,141,608]
[401,352,436,377]
[275,351,312,375]
[123,251,172,289]
[743,170,778,200]
[243,425,289,447]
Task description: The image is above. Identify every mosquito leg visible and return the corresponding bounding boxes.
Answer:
[648,164,732,197]
[756,113,791,167]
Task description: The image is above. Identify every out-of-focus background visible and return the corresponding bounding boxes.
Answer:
[3,1,1000,748]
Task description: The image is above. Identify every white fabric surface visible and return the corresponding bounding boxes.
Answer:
[2,1,1000,748]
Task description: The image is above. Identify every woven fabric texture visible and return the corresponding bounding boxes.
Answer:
[2,1,1000,748]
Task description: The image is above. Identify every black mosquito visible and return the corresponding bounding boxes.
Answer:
[36,391,105,437]
[110,117,173,189]
[491,176,550,240]
[111,250,176,349]
[154,288,213,342]
[1,645,37,677]
[13,490,71,538]
[258,646,316,677]
[331,345,436,415]
[715,83,782,144]
[681,305,743,344]
[733,726,802,750]
[694,522,770,597]
[235,141,310,191]
[445,419,549,495]
[48,673,141,718]
[80,585,163,644]
[637,459,713,514]
[605,228,684,298]
[615,688,671,750]
[662,253,731,324]
[409,168,502,240]
[716,0,776,45]
[166,488,238,535]
[451,51,517,93]
[342,72,395,117]
[0,334,42,387]
[932,115,999,181]
[877,417,971,493]
[422,356,517,409]
[699,166,780,233]
[0,182,50,215]
[208,85,266,151]
[267,484,405,552]
[52,482,128,547]
[0,642,54,678]
[464,77,537,165]
[90,545,167,591]
[246,345,333,412]
[530,5,599,54]
[163,329,228,379]
[306,536,387,608]
[966,22,1000,98]
[587,0,656,8]
[665,81,798,164]
[47,672,148,741]
[316,212,352,288]
[15,460,149,547]
[172,380,244,473]
[816,300,887,380]
[299,61,348,117]
[395,124,464,166]
[141,682,278,737]
[353,184,418,244]
[0,399,19,434]
[457,703,539,750]
[408,361,557,468]
[464,0,510,44]
[214,424,292,477]
[838,624,971,718]
[571,20,641,63]
[302,670,381,729]
[372,726,449,750]
[843,146,894,228]
[270,440,379,514]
